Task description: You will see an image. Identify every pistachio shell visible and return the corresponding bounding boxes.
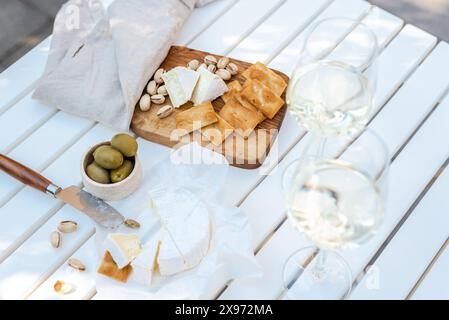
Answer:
[124,219,141,229]
[226,62,239,75]
[139,94,151,112]
[54,280,73,295]
[58,220,78,233]
[217,57,230,69]
[154,68,165,84]
[204,55,217,65]
[157,105,174,119]
[146,80,158,95]
[187,59,200,71]
[207,64,217,73]
[68,258,86,271]
[151,94,165,105]
[157,85,168,96]
[216,68,232,81]
[51,231,62,248]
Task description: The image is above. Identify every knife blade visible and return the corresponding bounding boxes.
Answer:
[57,186,125,228]
[0,153,125,229]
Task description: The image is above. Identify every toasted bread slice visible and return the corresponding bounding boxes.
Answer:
[222,80,243,103]
[175,101,218,136]
[202,114,234,146]
[97,251,133,283]
[219,97,265,138]
[242,62,287,96]
[237,79,284,119]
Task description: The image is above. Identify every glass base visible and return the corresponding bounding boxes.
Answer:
[282,247,352,300]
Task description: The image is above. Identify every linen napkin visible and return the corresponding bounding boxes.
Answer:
[33,0,216,131]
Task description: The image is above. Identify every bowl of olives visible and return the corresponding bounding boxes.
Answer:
[81,133,142,201]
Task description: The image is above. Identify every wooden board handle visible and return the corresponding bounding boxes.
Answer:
[0,154,56,194]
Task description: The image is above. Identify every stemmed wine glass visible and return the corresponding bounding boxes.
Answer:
[287,17,379,138]
[281,130,389,299]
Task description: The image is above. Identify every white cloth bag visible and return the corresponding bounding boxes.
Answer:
[33,0,216,131]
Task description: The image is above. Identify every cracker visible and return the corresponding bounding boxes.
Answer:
[175,102,218,136]
[97,251,133,283]
[219,97,265,138]
[242,62,287,96]
[202,114,234,146]
[237,79,284,119]
[222,80,243,103]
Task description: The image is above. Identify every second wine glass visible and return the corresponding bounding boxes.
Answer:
[281,129,389,299]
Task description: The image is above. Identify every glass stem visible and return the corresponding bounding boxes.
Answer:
[312,248,329,280]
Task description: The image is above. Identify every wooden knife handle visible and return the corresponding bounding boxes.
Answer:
[0,154,60,196]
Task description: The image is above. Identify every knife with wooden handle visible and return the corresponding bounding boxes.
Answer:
[0,154,125,228]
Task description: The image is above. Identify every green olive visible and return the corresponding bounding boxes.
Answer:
[111,134,138,157]
[93,145,124,169]
[110,160,134,183]
[86,162,110,184]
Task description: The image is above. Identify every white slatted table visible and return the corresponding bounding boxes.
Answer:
[0,0,447,300]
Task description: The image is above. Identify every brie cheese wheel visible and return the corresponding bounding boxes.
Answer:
[131,233,161,286]
[157,203,211,276]
[162,67,199,108]
[104,233,142,269]
[191,66,229,106]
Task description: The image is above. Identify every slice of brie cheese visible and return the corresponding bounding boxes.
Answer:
[104,233,142,269]
[157,203,211,276]
[191,66,229,106]
[131,233,161,286]
[162,67,199,108]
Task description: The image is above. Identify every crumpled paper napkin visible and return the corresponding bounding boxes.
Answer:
[94,142,262,299]
[33,0,216,131]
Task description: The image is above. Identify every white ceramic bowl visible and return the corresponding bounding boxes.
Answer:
[81,141,142,201]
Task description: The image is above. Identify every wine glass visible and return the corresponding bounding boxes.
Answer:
[281,129,389,299]
[287,17,379,137]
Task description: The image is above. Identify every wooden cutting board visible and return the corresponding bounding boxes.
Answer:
[131,46,289,169]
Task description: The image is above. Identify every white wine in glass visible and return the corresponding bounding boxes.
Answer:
[286,159,383,250]
[282,129,389,299]
[288,61,373,137]
[287,17,378,137]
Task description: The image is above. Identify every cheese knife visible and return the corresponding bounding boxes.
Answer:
[0,154,125,228]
